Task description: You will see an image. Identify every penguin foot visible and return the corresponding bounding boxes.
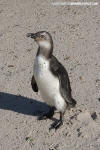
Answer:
[49,120,63,130]
[37,107,55,120]
[49,112,64,130]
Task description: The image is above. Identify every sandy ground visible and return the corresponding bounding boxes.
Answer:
[0,0,100,150]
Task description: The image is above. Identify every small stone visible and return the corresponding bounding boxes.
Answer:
[54,144,59,149]
[77,128,82,137]
[78,132,82,137]
[8,65,14,68]
[25,137,33,142]
[96,79,100,82]
[91,112,97,120]
[79,76,82,80]
[66,56,70,60]
[77,128,80,132]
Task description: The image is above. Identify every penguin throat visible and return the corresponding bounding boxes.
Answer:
[39,40,51,50]
[37,41,53,59]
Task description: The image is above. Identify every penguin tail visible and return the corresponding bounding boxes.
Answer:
[69,98,77,108]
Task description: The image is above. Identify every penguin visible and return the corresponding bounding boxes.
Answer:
[26,31,76,130]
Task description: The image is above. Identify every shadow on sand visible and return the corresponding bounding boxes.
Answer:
[0,92,49,116]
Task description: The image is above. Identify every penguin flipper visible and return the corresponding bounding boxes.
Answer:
[31,75,38,92]
[50,55,76,106]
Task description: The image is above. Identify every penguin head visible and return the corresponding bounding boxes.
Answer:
[26,31,53,50]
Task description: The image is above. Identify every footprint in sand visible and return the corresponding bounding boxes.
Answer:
[77,110,100,140]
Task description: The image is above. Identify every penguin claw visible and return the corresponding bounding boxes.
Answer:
[49,120,63,131]
[55,121,63,130]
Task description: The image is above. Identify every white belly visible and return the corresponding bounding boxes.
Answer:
[33,55,66,112]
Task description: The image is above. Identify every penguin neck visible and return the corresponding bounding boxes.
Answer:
[36,46,53,59]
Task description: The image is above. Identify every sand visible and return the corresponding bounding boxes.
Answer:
[0,0,100,150]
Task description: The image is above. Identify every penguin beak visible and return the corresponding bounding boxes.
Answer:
[26,33,37,39]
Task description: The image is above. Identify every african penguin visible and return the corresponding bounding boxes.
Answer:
[26,31,76,130]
